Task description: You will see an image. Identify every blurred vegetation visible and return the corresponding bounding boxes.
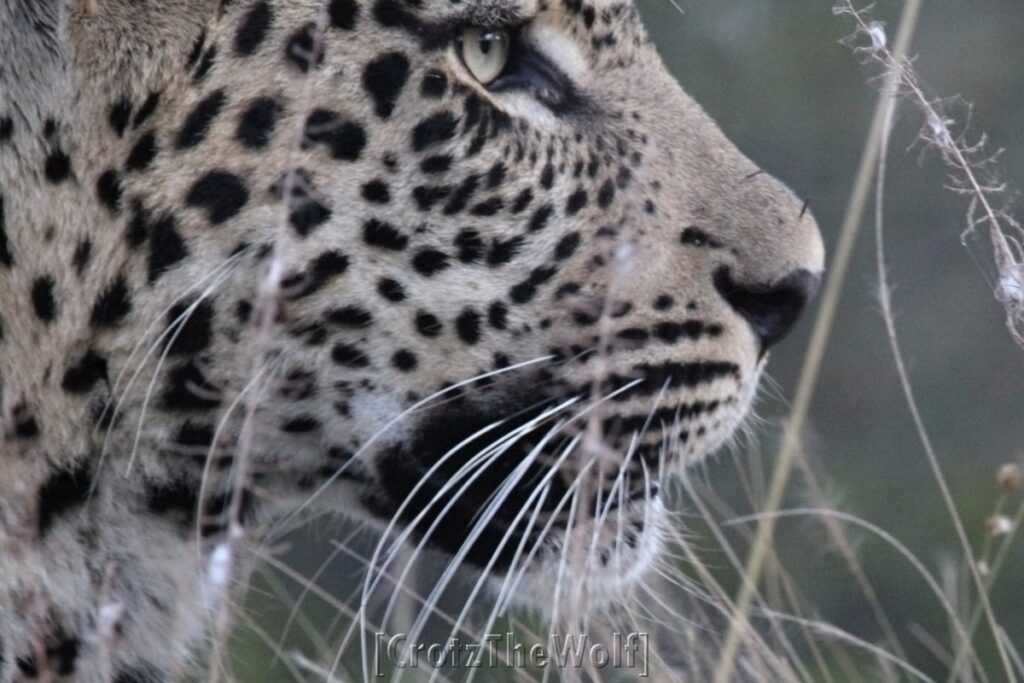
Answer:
[233,2,1024,680]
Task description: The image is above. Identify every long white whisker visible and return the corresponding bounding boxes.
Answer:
[366,397,577,618]
[384,417,581,683]
[277,355,552,535]
[94,254,243,488]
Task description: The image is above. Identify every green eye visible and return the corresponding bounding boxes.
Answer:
[460,27,511,85]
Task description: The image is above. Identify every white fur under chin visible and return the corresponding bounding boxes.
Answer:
[482,497,668,615]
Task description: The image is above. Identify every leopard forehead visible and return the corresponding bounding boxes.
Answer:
[0,0,823,679]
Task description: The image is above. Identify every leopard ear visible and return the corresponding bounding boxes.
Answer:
[67,0,217,98]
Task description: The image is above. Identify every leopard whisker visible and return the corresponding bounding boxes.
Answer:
[374,406,576,632]
[96,254,244,487]
[363,396,577,612]
[274,355,554,536]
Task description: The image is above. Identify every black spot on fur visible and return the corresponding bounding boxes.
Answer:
[509,266,556,304]
[420,69,447,97]
[126,132,158,172]
[96,169,123,213]
[73,239,92,275]
[44,150,72,183]
[565,188,588,215]
[372,0,424,33]
[285,22,325,72]
[486,163,507,189]
[488,301,509,329]
[597,179,615,208]
[162,361,221,411]
[62,350,108,394]
[528,204,553,232]
[234,1,274,56]
[471,197,503,216]
[540,163,555,190]
[412,184,452,210]
[420,155,452,174]
[554,232,580,260]
[377,277,406,302]
[0,195,12,267]
[332,343,370,368]
[511,188,533,213]
[90,276,133,327]
[109,98,132,137]
[0,116,13,142]
[412,111,457,152]
[236,97,282,149]
[126,201,151,248]
[454,229,484,263]
[363,219,408,250]
[176,90,227,149]
[290,198,332,236]
[173,421,216,456]
[165,301,214,355]
[194,45,218,81]
[186,170,249,224]
[415,311,442,337]
[281,416,320,433]
[187,30,207,68]
[329,0,360,29]
[148,213,189,282]
[133,92,161,128]
[411,249,450,276]
[144,477,198,519]
[31,276,57,322]
[37,463,93,536]
[363,52,410,119]
[303,109,367,160]
[282,250,350,299]
[362,179,391,203]
[455,308,482,345]
[392,349,417,371]
[327,305,373,328]
[487,236,524,266]
[13,407,40,439]
[443,173,480,215]
[40,632,80,676]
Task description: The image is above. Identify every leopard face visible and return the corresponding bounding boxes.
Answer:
[0,0,822,677]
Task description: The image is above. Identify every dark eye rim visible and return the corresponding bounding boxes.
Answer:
[454,24,582,114]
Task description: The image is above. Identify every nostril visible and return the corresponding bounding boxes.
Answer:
[714,267,821,352]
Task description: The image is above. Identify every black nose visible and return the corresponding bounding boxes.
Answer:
[714,267,821,351]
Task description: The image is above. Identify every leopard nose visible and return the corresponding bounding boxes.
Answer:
[714,266,821,351]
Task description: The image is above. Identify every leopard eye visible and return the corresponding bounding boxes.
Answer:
[460,27,511,85]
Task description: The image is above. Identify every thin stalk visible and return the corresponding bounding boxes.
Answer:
[713,3,924,681]
[871,44,1018,683]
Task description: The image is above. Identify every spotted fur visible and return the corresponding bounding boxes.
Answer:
[0,0,823,680]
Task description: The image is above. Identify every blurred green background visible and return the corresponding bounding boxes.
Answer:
[235,2,1024,680]
[638,0,1024,676]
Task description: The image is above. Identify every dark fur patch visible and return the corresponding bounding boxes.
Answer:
[363,52,410,119]
[90,276,133,327]
[38,463,94,535]
[186,170,249,224]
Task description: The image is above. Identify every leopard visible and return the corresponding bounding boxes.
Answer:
[0,0,824,680]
